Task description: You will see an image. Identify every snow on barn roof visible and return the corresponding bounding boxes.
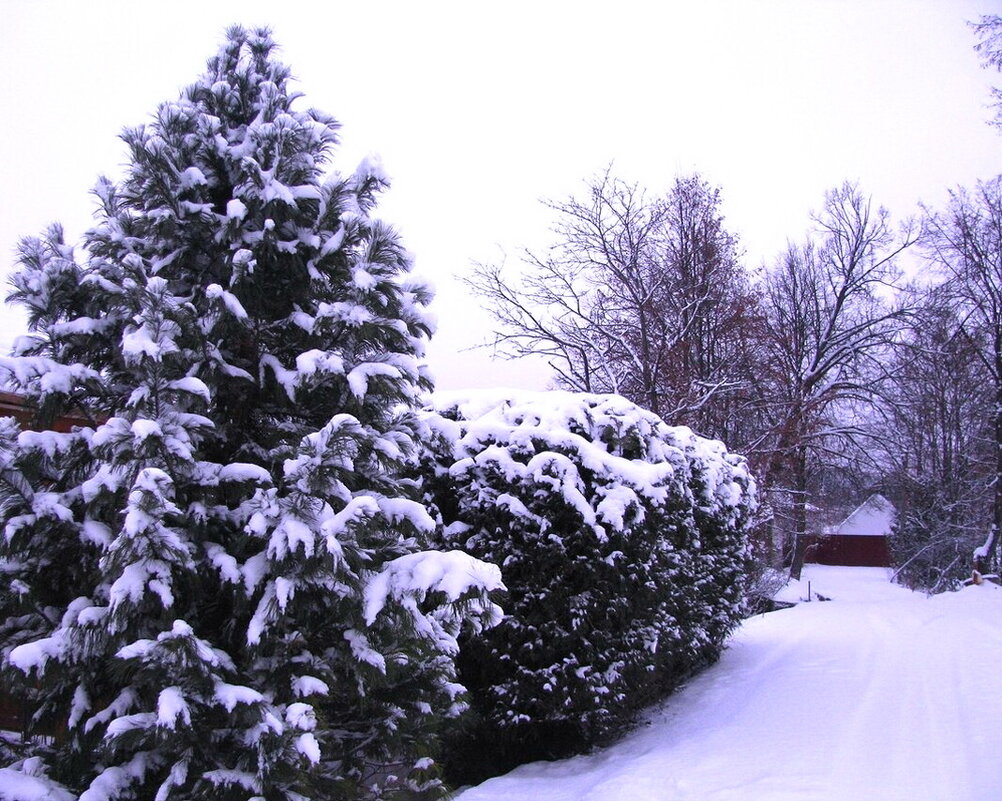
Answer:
[836,494,895,537]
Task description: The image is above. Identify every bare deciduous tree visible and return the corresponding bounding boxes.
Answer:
[923,177,1002,574]
[470,175,927,583]
[754,183,914,579]
[467,170,757,430]
[973,14,1002,128]
[873,285,993,590]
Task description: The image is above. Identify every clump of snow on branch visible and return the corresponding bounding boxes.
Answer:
[364,550,505,640]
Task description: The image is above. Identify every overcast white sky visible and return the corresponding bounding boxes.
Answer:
[2,1,1000,390]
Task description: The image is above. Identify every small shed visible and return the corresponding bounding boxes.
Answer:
[807,494,894,568]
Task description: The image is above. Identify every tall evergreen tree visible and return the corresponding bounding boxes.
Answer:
[0,27,501,800]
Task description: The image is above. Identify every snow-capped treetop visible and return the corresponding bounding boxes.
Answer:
[8,26,435,441]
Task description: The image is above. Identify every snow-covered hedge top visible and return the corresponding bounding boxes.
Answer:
[424,389,755,531]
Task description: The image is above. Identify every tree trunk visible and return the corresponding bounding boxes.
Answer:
[789,445,810,580]
[976,382,1002,574]
[764,503,777,567]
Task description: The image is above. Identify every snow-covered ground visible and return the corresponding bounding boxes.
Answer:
[457,565,1002,801]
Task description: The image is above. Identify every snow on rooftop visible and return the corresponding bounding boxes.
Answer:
[835,494,895,537]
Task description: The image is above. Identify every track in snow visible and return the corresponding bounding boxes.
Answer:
[457,566,1002,801]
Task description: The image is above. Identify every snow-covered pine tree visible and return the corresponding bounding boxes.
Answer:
[0,27,502,801]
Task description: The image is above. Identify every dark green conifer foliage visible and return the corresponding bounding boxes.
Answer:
[0,27,500,801]
[418,392,753,784]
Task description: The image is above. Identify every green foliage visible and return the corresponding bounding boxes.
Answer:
[0,27,500,801]
[417,392,754,783]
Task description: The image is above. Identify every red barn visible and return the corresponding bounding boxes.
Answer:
[807,495,894,568]
[0,390,96,432]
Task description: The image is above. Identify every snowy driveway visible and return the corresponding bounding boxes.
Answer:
[458,566,1002,801]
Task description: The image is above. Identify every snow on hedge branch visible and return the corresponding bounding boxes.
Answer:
[0,355,100,397]
[419,389,755,772]
[364,550,505,627]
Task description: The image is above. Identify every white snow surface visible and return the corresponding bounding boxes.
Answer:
[0,762,75,801]
[458,565,1002,801]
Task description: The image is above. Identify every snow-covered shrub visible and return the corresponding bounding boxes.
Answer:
[743,562,794,615]
[0,28,502,801]
[417,391,754,778]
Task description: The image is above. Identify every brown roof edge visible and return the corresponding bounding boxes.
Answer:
[0,391,101,431]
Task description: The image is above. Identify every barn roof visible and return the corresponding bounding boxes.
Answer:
[836,494,895,538]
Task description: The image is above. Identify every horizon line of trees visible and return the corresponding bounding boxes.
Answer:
[469,169,1002,589]
[469,13,1002,590]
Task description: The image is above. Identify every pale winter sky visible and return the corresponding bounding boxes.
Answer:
[1,1,1000,391]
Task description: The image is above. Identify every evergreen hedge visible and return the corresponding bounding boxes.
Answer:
[417,391,755,781]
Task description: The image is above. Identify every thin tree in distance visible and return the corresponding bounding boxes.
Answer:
[922,177,1002,576]
[874,283,993,591]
